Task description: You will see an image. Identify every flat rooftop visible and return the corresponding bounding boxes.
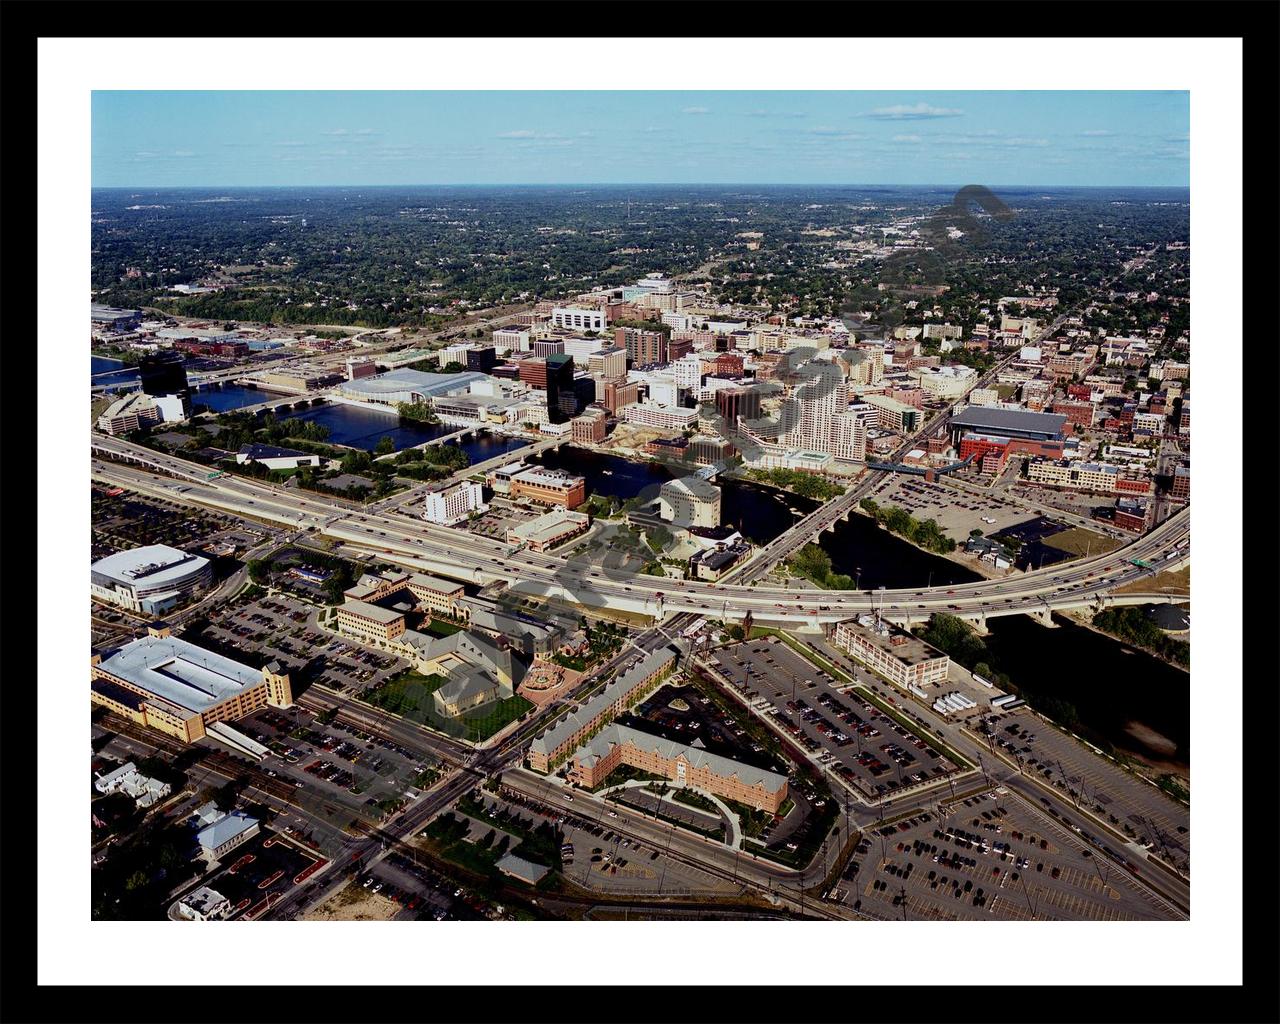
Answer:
[841,617,949,667]
[97,635,264,715]
[339,599,405,624]
[341,368,487,398]
[408,571,464,594]
[509,509,590,545]
[950,406,1068,439]
[92,544,209,588]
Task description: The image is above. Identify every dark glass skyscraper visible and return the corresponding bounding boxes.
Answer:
[139,350,191,416]
[545,353,576,422]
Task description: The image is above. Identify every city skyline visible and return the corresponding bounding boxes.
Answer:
[92,90,1190,189]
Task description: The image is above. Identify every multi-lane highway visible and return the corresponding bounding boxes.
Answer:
[92,435,1189,630]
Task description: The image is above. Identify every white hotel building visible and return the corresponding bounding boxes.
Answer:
[421,480,488,526]
[551,307,607,332]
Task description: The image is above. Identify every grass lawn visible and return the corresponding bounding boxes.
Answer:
[1113,566,1190,596]
[423,618,464,637]
[1042,526,1122,558]
[671,788,719,814]
[363,670,534,742]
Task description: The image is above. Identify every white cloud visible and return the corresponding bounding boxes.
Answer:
[497,130,568,143]
[804,127,865,141]
[172,150,196,158]
[681,106,710,115]
[1081,129,1114,137]
[891,134,922,143]
[860,102,964,120]
[274,140,309,148]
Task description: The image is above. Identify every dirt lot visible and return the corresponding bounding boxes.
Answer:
[1041,526,1123,558]
[302,882,402,921]
[1113,567,1190,596]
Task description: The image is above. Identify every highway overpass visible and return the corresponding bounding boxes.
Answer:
[91,436,1189,631]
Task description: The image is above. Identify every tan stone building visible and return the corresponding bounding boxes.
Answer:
[528,646,677,772]
[335,599,406,643]
[91,624,293,744]
[567,724,789,813]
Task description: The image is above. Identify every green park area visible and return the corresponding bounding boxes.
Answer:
[859,498,956,554]
[786,544,854,590]
[363,670,533,742]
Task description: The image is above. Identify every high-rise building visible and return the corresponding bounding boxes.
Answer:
[421,480,488,526]
[715,385,762,426]
[777,361,849,452]
[588,348,627,379]
[545,354,576,422]
[551,307,607,332]
[532,339,566,358]
[466,346,497,373]
[603,379,641,413]
[139,350,191,416]
[616,327,668,367]
[667,337,694,362]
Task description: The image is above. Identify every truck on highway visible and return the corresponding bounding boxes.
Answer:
[1128,558,1154,570]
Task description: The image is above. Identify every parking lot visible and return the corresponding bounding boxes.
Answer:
[92,485,243,562]
[483,786,741,898]
[462,500,548,542]
[239,705,439,826]
[1009,481,1113,522]
[191,830,326,921]
[970,708,1190,874]
[711,639,960,801]
[356,854,470,920]
[189,592,408,696]
[870,475,1036,541]
[829,788,1183,921]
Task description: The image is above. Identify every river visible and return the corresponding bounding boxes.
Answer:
[269,402,530,462]
[534,446,1189,769]
[533,446,810,546]
[819,514,1189,770]
[91,355,140,388]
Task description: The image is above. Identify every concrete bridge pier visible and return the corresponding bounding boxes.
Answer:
[1030,608,1059,628]
[963,615,990,636]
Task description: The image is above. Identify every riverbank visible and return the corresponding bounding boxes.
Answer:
[1059,607,1191,673]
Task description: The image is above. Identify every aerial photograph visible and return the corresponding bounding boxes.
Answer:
[87,89,1192,924]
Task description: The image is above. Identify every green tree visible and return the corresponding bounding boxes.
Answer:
[375,435,395,456]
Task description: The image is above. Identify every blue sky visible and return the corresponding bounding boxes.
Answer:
[93,91,1189,188]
